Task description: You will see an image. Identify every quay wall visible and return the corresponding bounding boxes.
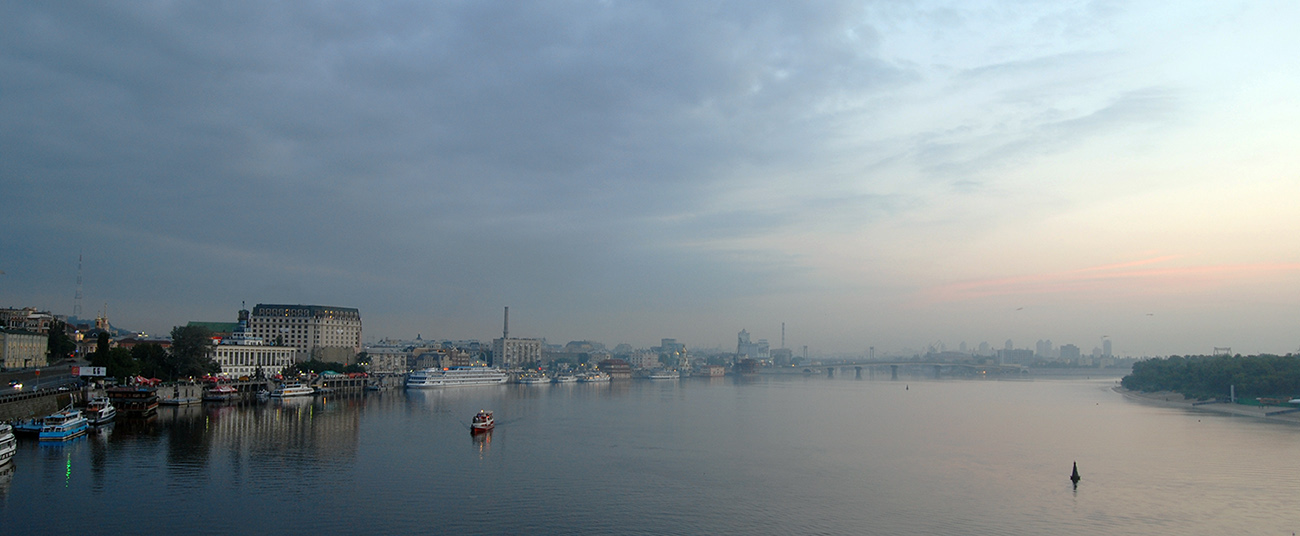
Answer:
[0,390,82,421]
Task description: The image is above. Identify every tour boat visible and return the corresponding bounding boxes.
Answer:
[11,418,44,435]
[203,385,239,402]
[470,410,494,433]
[269,384,315,398]
[578,372,611,382]
[516,374,551,385]
[83,397,117,425]
[39,409,89,441]
[551,374,579,384]
[106,386,160,417]
[0,423,15,466]
[645,369,679,380]
[159,384,202,406]
[406,367,509,389]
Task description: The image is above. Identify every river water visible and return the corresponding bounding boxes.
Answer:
[2,374,1299,535]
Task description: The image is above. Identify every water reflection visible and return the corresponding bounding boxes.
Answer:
[472,430,491,458]
[0,461,13,502]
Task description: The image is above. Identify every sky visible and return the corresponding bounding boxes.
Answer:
[3,1,1299,358]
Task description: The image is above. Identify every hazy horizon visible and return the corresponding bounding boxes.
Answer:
[3,2,1299,357]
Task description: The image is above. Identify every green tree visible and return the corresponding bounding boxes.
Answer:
[166,325,219,380]
[46,319,77,363]
[131,343,168,379]
[89,332,113,370]
[107,347,139,380]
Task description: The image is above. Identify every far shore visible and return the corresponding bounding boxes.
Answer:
[1116,387,1300,424]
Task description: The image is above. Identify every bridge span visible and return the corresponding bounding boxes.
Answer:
[796,362,1026,380]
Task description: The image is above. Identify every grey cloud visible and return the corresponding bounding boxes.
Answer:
[1,1,914,339]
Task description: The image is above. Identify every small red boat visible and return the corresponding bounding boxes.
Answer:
[471,410,494,434]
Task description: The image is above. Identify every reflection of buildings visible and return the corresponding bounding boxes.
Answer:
[206,397,362,465]
[0,461,13,500]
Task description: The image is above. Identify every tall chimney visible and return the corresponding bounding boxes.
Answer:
[781,322,785,349]
[503,306,509,339]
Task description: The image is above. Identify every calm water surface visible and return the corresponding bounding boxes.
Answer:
[3,375,1299,535]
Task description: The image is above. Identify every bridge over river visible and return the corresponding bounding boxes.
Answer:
[789,362,1027,380]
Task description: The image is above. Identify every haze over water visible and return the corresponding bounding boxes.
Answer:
[4,376,1299,535]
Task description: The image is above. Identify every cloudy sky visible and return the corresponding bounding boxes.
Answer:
[3,1,1299,357]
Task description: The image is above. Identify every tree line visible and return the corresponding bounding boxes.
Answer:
[1121,354,1300,400]
[89,325,220,381]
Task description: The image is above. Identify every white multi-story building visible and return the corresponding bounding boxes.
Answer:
[247,304,362,363]
[491,338,542,369]
[628,350,659,370]
[0,328,48,369]
[210,308,298,378]
[364,344,410,374]
[212,342,297,379]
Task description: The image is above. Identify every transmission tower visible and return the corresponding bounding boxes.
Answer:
[73,252,83,317]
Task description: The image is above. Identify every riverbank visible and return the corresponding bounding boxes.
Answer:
[1116,387,1300,423]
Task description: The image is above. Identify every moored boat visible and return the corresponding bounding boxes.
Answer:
[0,423,15,466]
[203,385,239,402]
[516,374,551,385]
[106,386,160,417]
[578,372,611,382]
[406,367,509,388]
[39,409,89,441]
[551,374,578,384]
[269,383,314,398]
[159,386,202,406]
[470,410,494,433]
[11,418,43,436]
[83,397,116,425]
[644,369,679,380]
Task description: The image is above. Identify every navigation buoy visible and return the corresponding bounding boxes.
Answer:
[1070,462,1081,484]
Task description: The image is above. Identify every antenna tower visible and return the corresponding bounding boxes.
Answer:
[73,253,83,317]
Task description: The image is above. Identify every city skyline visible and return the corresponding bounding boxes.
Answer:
[3,2,1299,356]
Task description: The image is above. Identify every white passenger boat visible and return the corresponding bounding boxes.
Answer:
[0,423,16,466]
[578,372,611,382]
[645,369,679,380]
[551,374,579,384]
[269,384,315,398]
[406,367,509,388]
[516,374,551,385]
[203,385,239,402]
[39,409,89,441]
[83,397,116,425]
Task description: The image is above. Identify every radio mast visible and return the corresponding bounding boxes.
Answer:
[73,252,84,317]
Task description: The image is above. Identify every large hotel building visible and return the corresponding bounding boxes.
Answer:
[246,304,362,363]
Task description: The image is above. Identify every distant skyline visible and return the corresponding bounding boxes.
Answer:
[3,2,1299,357]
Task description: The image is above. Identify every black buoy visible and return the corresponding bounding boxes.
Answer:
[1070,462,1081,484]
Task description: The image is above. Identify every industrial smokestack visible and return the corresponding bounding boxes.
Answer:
[503,306,509,339]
